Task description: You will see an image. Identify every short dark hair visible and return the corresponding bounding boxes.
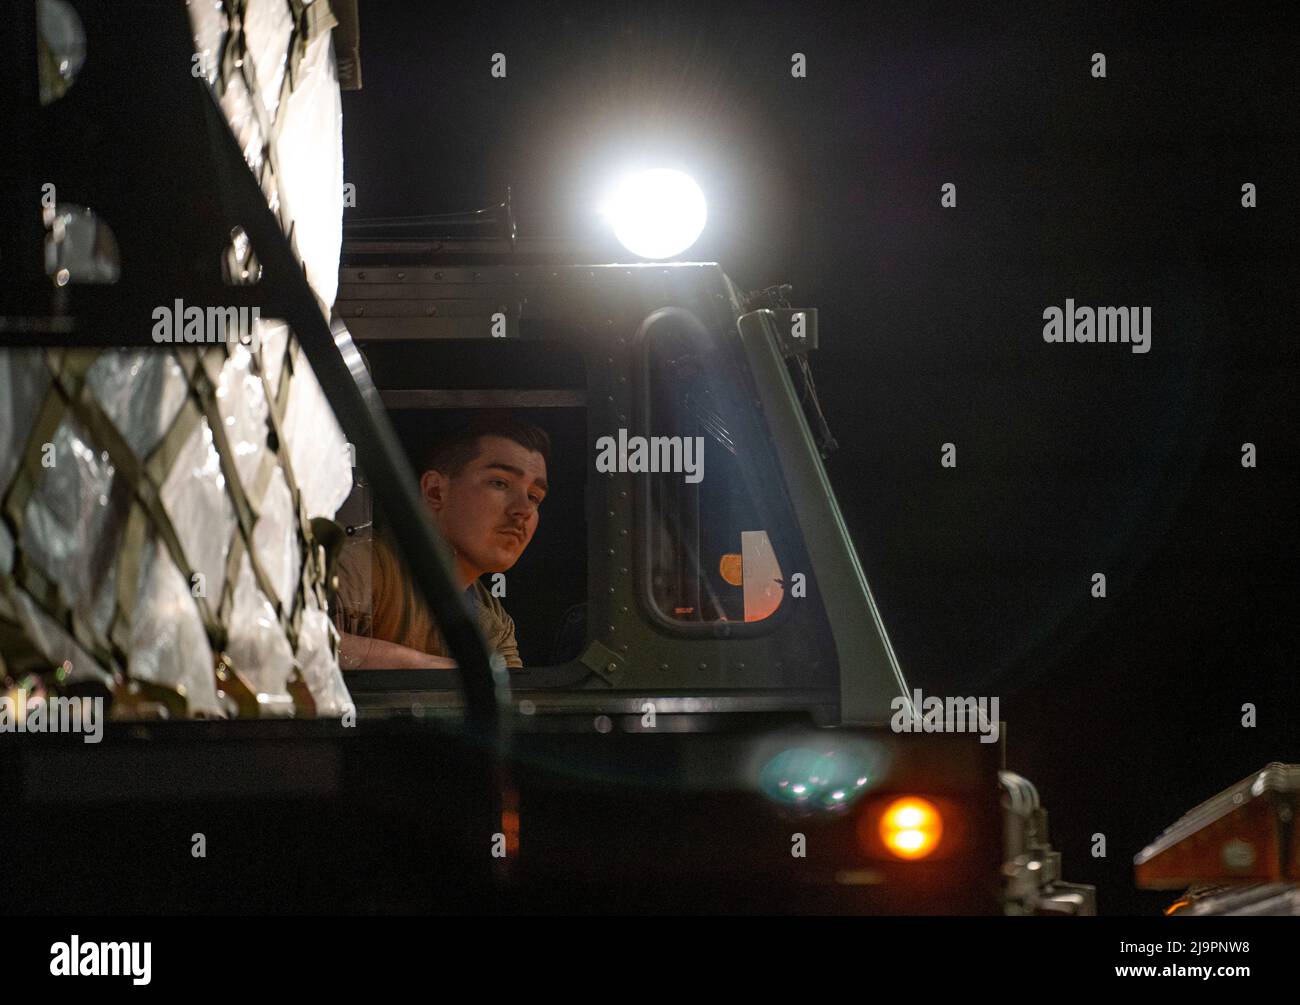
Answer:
[422,412,551,478]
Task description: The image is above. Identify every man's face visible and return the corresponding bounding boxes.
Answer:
[421,434,548,577]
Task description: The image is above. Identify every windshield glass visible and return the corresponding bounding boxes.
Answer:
[640,313,798,635]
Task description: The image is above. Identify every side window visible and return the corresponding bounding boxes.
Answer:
[640,320,789,629]
[336,337,589,668]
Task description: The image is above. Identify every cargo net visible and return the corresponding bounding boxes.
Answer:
[0,337,354,718]
[0,0,355,717]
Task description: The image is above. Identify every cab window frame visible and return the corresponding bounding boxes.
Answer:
[632,307,803,640]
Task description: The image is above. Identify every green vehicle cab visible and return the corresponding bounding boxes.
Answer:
[303,221,1096,915]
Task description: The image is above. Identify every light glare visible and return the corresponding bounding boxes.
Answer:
[601,169,707,259]
[878,797,943,860]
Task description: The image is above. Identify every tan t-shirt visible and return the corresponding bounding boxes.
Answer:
[332,532,522,668]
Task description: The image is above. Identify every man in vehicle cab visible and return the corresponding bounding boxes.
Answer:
[332,413,550,670]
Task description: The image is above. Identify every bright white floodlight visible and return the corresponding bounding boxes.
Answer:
[600,169,707,259]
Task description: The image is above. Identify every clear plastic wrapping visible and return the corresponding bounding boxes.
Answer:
[258,318,291,393]
[128,535,221,714]
[214,342,271,491]
[273,25,344,310]
[0,350,53,495]
[295,590,355,716]
[282,342,353,521]
[12,589,109,687]
[253,464,300,609]
[160,414,237,608]
[86,350,189,459]
[226,551,293,707]
[244,0,293,122]
[19,416,129,641]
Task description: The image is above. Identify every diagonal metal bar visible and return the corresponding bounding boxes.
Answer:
[196,81,506,728]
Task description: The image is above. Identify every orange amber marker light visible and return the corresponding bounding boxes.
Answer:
[719,553,743,587]
[879,797,943,860]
